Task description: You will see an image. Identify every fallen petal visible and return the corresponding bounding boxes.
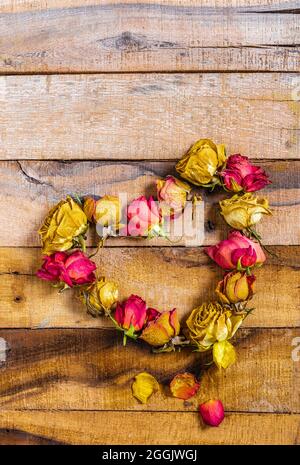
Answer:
[170,373,200,400]
[131,372,159,404]
[213,340,236,369]
[199,399,225,427]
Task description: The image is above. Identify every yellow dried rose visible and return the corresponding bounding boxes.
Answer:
[176,139,226,186]
[185,302,244,352]
[219,193,271,230]
[140,309,180,347]
[38,196,88,255]
[82,277,118,315]
[132,372,159,404]
[215,271,255,305]
[84,195,122,230]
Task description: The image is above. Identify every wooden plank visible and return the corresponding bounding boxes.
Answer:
[0,160,298,246]
[0,3,299,72]
[0,410,298,445]
[0,74,299,160]
[0,246,299,329]
[0,328,298,414]
[1,0,299,14]
[0,428,62,444]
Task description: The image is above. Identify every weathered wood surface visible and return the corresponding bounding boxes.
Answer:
[0,160,299,246]
[0,328,298,414]
[0,410,298,445]
[2,0,299,13]
[0,74,299,160]
[0,0,299,446]
[0,2,299,73]
[0,246,299,328]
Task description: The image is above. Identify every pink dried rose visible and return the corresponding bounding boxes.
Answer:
[220,154,271,193]
[140,308,180,347]
[199,399,225,427]
[127,196,161,237]
[115,295,147,333]
[206,230,266,270]
[156,175,191,218]
[170,373,200,400]
[36,251,97,288]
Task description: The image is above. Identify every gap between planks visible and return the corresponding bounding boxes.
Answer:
[1,69,300,76]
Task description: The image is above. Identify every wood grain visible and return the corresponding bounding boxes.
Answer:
[2,0,299,14]
[0,2,299,72]
[0,428,62,445]
[0,328,298,414]
[0,0,299,447]
[0,246,299,329]
[0,160,299,247]
[0,74,299,160]
[0,410,298,445]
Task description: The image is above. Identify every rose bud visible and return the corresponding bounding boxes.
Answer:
[37,251,96,288]
[170,373,200,400]
[220,154,271,193]
[84,195,122,232]
[132,372,159,404]
[157,175,191,218]
[199,399,225,427]
[127,196,162,237]
[176,139,226,186]
[82,277,118,316]
[219,193,271,230]
[140,309,180,347]
[185,302,244,353]
[38,196,88,255]
[215,271,255,305]
[206,230,266,270]
[114,295,147,343]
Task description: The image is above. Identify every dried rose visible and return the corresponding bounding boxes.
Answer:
[157,175,191,218]
[176,139,226,186]
[220,154,271,192]
[84,195,122,231]
[38,196,88,255]
[206,231,266,270]
[215,271,255,305]
[132,372,159,404]
[185,302,244,352]
[82,277,118,315]
[140,309,180,347]
[115,294,147,337]
[127,196,162,237]
[199,399,225,427]
[37,251,96,288]
[219,193,271,230]
[170,373,200,400]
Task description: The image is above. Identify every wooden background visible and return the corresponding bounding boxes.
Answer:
[0,0,299,445]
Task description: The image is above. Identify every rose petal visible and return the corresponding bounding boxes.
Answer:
[213,340,236,369]
[170,373,200,400]
[131,372,159,404]
[199,399,225,427]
